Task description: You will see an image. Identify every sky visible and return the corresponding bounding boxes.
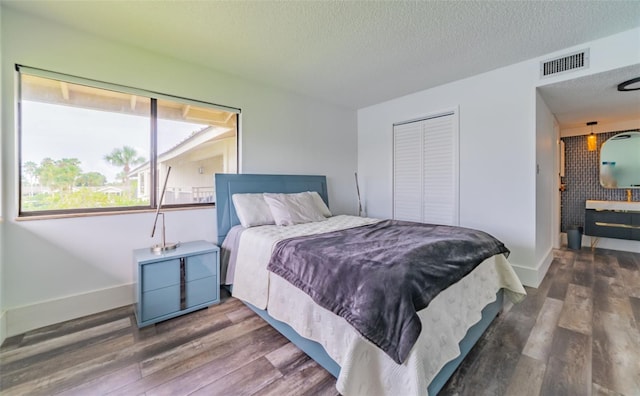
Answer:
[21,101,205,183]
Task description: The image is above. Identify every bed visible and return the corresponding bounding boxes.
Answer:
[215,173,526,395]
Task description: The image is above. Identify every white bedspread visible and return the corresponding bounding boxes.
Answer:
[232,215,380,309]
[231,215,526,395]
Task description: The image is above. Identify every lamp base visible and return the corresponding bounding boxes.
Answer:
[150,242,179,254]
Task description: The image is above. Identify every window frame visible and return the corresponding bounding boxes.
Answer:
[16,65,240,218]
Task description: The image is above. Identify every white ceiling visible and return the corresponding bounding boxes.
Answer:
[3,0,640,117]
[538,64,640,129]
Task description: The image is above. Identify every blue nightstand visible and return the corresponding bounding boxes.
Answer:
[133,240,220,327]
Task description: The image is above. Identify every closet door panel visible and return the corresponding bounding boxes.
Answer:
[393,122,423,222]
[423,115,457,226]
[393,112,458,226]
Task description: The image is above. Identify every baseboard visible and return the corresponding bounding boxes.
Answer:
[583,235,640,253]
[0,310,7,346]
[510,263,538,288]
[560,232,640,253]
[510,249,553,288]
[6,283,133,337]
[536,249,554,287]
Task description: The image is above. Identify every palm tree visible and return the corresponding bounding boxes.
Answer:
[104,146,145,185]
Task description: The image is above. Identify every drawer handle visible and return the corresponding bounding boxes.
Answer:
[595,222,640,230]
[180,258,186,310]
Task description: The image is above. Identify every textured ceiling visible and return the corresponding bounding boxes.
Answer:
[538,64,640,129]
[3,1,640,112]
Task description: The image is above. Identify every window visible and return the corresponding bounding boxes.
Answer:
[17,66,239,216]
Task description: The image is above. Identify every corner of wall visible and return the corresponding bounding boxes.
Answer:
[0,0,5,349]
[0,310,6,346]
[510,248,553,288]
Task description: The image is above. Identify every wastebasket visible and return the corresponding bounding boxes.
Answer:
[567,226,583,250]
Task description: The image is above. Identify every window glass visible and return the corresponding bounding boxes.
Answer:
[153,100,237,205]
[20,74,151,212]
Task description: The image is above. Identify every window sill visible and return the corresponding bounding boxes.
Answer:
[15,204,215,221]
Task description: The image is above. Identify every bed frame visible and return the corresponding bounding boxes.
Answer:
[215,173,502,395]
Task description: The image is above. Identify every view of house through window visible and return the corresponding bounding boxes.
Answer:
[19,69,239,215]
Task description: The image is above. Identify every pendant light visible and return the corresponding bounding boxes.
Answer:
[587,121,597,151]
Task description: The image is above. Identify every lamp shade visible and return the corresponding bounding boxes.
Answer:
[587,133,597,151]
[586,121,598,151]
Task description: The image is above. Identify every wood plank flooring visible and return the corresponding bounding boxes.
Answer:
[441,247,640,396]
[1,247,639,395]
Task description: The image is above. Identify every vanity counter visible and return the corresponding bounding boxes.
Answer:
[586,200,640,212]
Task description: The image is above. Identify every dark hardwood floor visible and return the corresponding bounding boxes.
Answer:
[1,247,639,395]
[441,247,640,396]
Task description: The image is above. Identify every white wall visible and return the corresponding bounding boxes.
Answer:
[358,27,640,287]
[0,8,358,336]
[0,214,4,345]
[535,92,558,285]
[0,216,5,345]
[358,61,538,283]
[0,3,5,346]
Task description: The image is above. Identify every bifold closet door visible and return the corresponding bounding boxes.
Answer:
[393,113,458,226]
[393,121,423,222]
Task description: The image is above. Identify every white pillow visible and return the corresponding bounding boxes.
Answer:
[263,192,327,226]
[232,193,275,228]
[308,191,332,217]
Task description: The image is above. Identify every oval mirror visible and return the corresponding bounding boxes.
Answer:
[600,131,640,189]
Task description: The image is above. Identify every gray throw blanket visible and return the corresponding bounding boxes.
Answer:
[267,220,509,364]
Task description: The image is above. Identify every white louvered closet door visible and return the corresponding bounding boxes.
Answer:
[393,112,458,226]
[393,122,423,222]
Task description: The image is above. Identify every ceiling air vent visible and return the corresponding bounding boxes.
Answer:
[540,49,589,78]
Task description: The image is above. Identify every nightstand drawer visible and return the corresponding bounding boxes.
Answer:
[141,285,180,321]
[186,276,218,307]
[142,259,180,292]
[186,253,216,281]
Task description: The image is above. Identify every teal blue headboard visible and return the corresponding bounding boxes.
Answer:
[215,174,329,245]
